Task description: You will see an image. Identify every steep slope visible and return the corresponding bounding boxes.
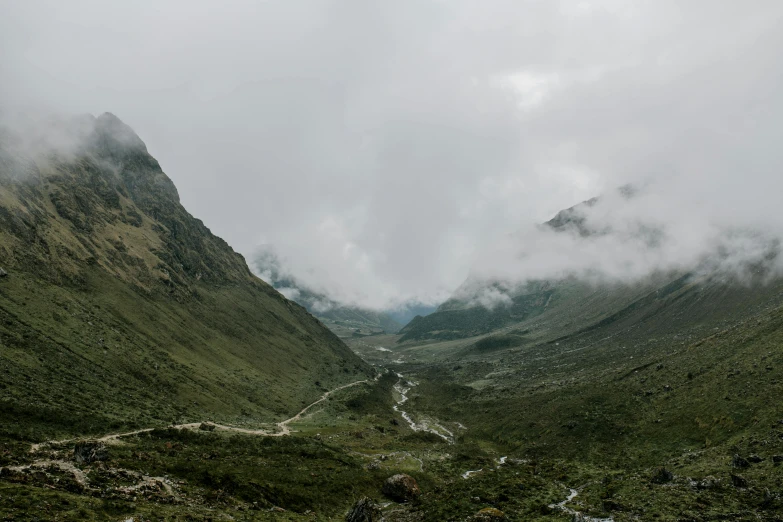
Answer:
[0,113,372,440]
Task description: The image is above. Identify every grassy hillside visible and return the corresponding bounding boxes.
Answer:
[0,113,372,441]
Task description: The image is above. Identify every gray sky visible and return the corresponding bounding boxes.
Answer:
[2,1,782,309]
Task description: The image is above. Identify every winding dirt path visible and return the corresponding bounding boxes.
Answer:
[31,377,374,453]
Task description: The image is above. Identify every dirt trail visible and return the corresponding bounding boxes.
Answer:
[8,460,88,486]
[19,378,375,498]
[31,377,373,453]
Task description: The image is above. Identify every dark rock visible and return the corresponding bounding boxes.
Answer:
[345,496,382,522]
[651,467,674,484]
[730,474,748,488]
[382,474,421,502]
[602,499,626,511]
[732,454,750,468]
[198,422,216,431]
[747,454,764,463]
[73,441,108,464]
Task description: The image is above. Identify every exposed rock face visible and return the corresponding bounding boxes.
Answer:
[73,441,108,464]
[345,496,382,522]
[382,474,421,502]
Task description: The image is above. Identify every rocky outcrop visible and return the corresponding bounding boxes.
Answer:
[650,467,673,484]
[73,441,108,464]
[732,454,750,468]
[382,474,421,502]
[345,497,382,522]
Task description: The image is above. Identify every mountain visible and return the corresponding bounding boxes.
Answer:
[0,113,372,440]
[253,250,404,336]
[397,189,782,344]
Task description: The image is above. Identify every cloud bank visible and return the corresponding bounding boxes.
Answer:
[1,1,782,309]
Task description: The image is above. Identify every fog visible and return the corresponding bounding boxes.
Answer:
[2,1,782,310]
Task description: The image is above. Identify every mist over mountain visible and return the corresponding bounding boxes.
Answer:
[453,184,783,311]
[253,246,437,335]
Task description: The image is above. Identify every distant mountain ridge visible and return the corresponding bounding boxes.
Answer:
[398,188,783,343]
[253,250,405,336]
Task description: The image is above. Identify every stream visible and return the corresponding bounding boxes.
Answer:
[548,488,614,522]
[392,374,455,443]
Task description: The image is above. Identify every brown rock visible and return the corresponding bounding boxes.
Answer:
[473,507,506,520]
[382,474,421,502]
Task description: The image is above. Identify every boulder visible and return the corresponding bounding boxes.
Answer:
[772,455,783,464]
[473,507,506,520]
[382,474,421,502]
[732,454,750,468]
[0,268,6,277]
[345,496,382,522]
[696,476,721,490]
[731,474,748,488]
[73,441,108,464]
[199,422,216,431]
[650,467,673,484]
[747,454,764,463]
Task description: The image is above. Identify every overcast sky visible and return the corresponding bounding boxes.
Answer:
[2,1,782,309]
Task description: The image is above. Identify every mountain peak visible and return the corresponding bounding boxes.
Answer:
[91,111,149,156]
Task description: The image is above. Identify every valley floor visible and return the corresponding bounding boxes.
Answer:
[3,304,783,521]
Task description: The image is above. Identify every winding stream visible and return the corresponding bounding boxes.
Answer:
[392,375,455,443]
[548,488,614,522]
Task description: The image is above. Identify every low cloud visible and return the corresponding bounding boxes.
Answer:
[469,180,783,298]
[2,1,782,310]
